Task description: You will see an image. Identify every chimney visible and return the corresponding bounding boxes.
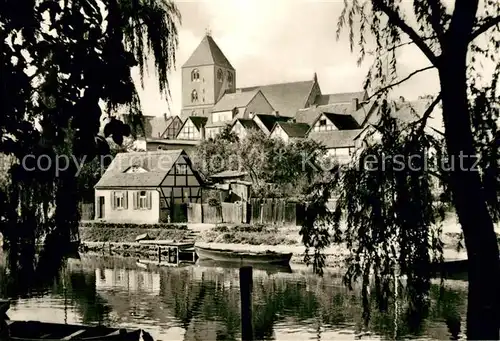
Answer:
[200,126,206,140]
[163,112,168,121]
[352,98,359,111]
[249,112,255,119]
[274,110,280,117]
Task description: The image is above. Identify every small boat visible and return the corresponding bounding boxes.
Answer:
[0,301,154,341]
[194,245,293,265]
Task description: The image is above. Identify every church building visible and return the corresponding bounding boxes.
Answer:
[178,32,368,139]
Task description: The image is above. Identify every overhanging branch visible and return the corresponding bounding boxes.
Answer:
[367,66,436,101]
[415,93,442,135]
[375,1,440,66]
[470,16,500,42]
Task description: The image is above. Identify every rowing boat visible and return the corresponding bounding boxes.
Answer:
[0,300,153,341]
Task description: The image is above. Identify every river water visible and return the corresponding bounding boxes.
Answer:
[1,255,467,341]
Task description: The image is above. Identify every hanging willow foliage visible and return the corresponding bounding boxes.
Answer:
[0,0,180,290]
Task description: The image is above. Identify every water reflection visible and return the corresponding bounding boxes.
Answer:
[0,256,468,341]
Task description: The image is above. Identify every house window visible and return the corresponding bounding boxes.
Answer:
[217,69,223,82]
[176,164,187,174]
[191,69,200,82]
[139,191,147,209]
[319,119,326,126]
[228,72,233,85]
[191,90,199,102]
[113,191,126,210]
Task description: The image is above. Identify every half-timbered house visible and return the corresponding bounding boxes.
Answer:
[94,150,203,223]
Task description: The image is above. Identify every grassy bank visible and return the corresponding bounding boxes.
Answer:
[79,222,190,243]
[196,224,299,246]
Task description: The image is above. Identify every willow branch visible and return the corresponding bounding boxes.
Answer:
[375,1,440,66]
[428,0,445,44]
[415,94,442,135]
[367,66,436,100]
[470,16,500,42]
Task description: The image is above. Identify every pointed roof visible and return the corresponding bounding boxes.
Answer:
[182,35,234,70]
[238,80,315,117]
[272,122,311,138]
[95,150,185,188]
[212,90,261,112]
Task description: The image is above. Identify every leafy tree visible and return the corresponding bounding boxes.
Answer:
[300,0,500,338]
[0,0,180,276]
[193,129,333,199]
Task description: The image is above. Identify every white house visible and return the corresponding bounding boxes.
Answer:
[94,150,203,223]
[269,122,310,143]
[176,116,208,140]
[205,90,273,139]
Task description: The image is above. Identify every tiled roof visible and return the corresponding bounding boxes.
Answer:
[188,116,208,129]
[182,35,234,69]
[254,114,292,132]
[315,91,368,105]
[322,113,360,130]
[95,150,184,188]
[308,129,363,149]
[295,103,353,126]
[274,122,310,138]
[210,170,248,179]
[235,118,260,130]
[364,99,436,126]
[149,116,172,138]
[212,90,260,112]
[351,101,378,126]
[238,80,314,117]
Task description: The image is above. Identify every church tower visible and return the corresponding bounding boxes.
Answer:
[180,32,236,118]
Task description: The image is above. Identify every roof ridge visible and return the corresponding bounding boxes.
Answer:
[238,79,314,89]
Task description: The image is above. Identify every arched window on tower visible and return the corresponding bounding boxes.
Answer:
[191,69,200,82]
[227,72,233,85]
[217,69,223,82]
[191,90,198,102]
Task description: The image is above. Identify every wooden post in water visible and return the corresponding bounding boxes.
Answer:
[240,266,253,341]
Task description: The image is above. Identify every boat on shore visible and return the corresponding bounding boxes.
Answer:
[194,245,292,265]
[0,300,153,341]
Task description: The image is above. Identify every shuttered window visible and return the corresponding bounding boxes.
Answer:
[134,190,152,210]
[111,191,128,210]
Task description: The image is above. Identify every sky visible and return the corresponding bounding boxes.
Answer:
[132,0,442,117]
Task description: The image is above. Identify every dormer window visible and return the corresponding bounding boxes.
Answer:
[227,72,233,85]
[217,69,223,82]
[191,90,198,102]
[191,69,200,82]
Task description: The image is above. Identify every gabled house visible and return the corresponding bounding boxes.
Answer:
[308,112,361,133]
[308,129,364,164]
[270,122,310,143]
[231,118,261,140]
[94,150,203,223]
[206,90,273,139]
[162,115,183,139]
[252,114,292,135]
[176,116,208,140]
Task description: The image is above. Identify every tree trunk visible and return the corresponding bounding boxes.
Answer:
[439,49,500,339]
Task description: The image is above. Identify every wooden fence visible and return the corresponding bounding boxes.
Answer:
[187,199,303,226]
[79,202,95,221]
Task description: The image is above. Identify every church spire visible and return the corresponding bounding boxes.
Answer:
[313,72,318,83]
